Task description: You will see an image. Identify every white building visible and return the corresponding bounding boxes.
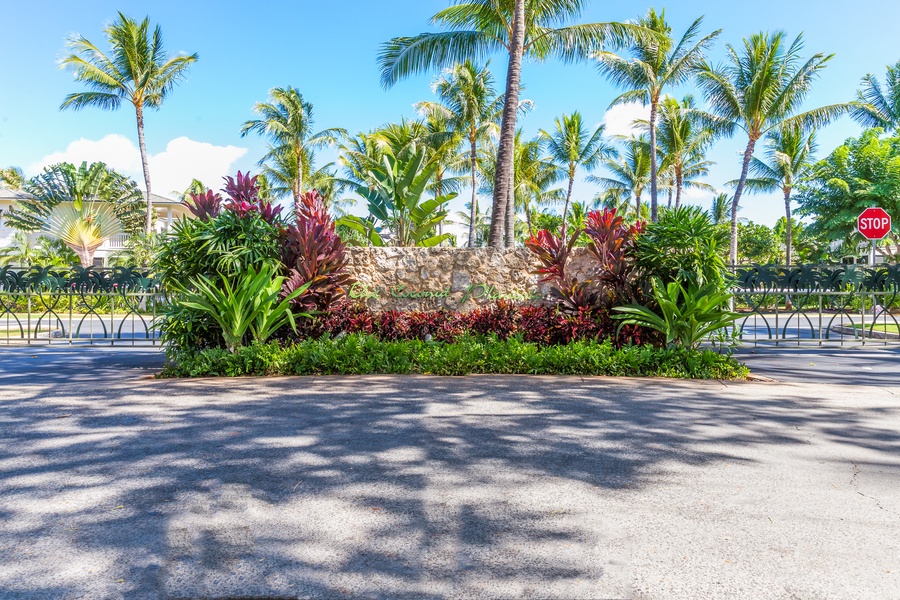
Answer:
[0,187,194,266]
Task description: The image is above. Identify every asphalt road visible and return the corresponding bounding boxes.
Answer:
[0,362,898,598]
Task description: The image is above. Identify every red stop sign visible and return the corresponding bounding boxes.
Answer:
[857,207,892,240]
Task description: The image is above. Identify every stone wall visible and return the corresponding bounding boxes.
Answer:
[343,247,595,312]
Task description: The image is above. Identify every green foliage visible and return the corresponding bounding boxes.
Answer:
[339,144,456,246]
[161,334,748,380]
[155,210,282,286]
[108,232,162,268]
[0,233,78,267]
[796,129,900,247]
[613,278,738,349]
[170,264,309,353]
[633,206,726,287]
[737,221,782,264]
[851,59,900,132]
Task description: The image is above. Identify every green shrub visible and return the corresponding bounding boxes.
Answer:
[633,206,727,288]
[613,278,739,349]
[160,334,748,380]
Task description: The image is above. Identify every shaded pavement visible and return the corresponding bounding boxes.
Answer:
[0,359,898,598]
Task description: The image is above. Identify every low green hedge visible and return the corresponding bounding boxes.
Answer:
[160,334,748,379]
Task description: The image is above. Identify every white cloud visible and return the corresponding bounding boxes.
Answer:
[600,101,649,138]
[28,134,247,197]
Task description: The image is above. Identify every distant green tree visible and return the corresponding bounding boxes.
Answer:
[0,167,25,190]
[589,136,650,219]
[737,221,781,264]
[796,129,900,261]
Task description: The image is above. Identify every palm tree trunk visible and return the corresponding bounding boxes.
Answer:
[649,99,659,223]
[675,171,683,209]
[487,0,525,247]
[635,193,641,220]
[667,183,673,210]
[505,183,515,247]
[294,142,303,218]
[468,138,478,248]
[135,104,153,235]
[730,138,758,266]
[784,189,793,265]
[561,166,574,239]
[525,198,534,236]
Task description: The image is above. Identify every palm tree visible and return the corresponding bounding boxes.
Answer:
[646,95,717,208]
[588,135,650,219]
[696,32,852,265]
[479,132,563,239]
[456,201,491,246]
[539,112,614,238]
[416,61,503,247]
[240,87,345,216]
[0,167,25,190]
[60,12,198,235]
[708,193,733,225]
[739,125,817,265]
[379,0,648,247]
[596,9,719,222]
[851,59,900,132]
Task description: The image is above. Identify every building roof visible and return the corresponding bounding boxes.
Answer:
[0,187,185,207]
[0,187,32,201]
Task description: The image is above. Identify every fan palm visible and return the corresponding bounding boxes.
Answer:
[7,162,144,235]
[851,59,900,132]
[416,61,504,247]
[240,87,345,216]
[589,135,651,219]
[540,112,615,238]
[597,9,719,222]
[738,125,817,265]
[379,0,650,247]
[43,201,123,267]
[696,31,852,265]
[60,12,198,234]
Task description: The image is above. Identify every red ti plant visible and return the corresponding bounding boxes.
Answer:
[525,228,602,313]
[280,190,354,313]
[186,190,222,221]
[583,208,645,308]
[222,171,259,205]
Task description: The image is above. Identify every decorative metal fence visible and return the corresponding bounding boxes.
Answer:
[731,264,900,346]
[0,266,161,345]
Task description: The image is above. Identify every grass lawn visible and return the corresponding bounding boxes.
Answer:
[851,322,900,333]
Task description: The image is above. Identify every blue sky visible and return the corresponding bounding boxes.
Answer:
[1,0,898,229]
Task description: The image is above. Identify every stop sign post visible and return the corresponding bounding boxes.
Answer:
[857,207,892,265]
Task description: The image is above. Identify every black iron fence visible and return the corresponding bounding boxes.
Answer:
[0,266,161,345]
[731,264,900,346]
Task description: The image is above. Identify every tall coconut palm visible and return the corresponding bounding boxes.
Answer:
[645,95,718,208]
[851,59,900,132]
[696,32,852,265]
[596,9,719,222]
[416,61,503,247]
[588,135,650,218]
[241,87,345,217]
[60,12,198,235]
[379,0,649,247]
[539,112,615,238]
[479,132,563,239]
[739,125,817,265]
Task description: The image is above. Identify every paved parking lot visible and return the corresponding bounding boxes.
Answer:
[0,354,898,598]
